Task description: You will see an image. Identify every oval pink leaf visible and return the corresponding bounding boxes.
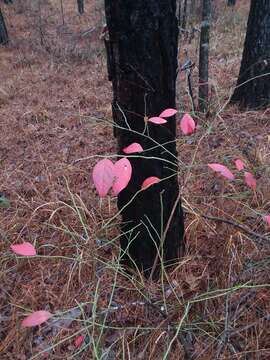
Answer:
[235,159,245,171]
[148,117,167,124]
[22,310,52,328]
[10,242,36,256]
[74,335,85,348]
[264,215,270,226]
[244,172,256,190]
[208,163,235,180]
[141,176,160,190]
[123,143,143,154]
[113,158,132,195]
[159,108,177,118]
[92,159,115,198]
[180,113,196,135]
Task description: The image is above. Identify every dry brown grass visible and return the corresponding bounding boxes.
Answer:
[0,0,269,359]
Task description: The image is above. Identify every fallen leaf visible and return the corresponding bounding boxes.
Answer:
[10,242,37,256]
[0,194,10,208]
[22,310,52,328]
[92,159,115,197]
[148,117,167,124]
[123,143,143,154]
[141,176,160,190]
[159,108,177,118]
[235,159,245,171]
[208,163,235,180]
[244,172,256,190]
[264,215,270,226]
[113,158,132,195]
[180,113,196,135]
[74,335,85,348]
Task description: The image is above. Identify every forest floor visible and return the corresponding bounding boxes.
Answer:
[0,0,269,359]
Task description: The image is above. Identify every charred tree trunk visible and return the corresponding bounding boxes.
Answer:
[77,0,84,15]
[227,0,236,6]
[0,8,8,45]
[105,0,185,275]
[198,0,211,113]
[230,0,270,109]
[181,0,188,30]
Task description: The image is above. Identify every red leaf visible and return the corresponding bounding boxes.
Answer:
[148,117,167,124]
[74,335,85,348]
[141,176,160,190]
[180,113,196,135]
[10,242,36,256]
[22,310,52,328]
[123,143,143,154]
[244,172,256,190]
[113,158,132,195]
[264,215,270,226]
[92,159,115,198]
[235,159,245,171]
[208,163,235,180]
[159,108,177,118]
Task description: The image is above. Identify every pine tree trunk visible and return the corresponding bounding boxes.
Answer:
[230,0,270,109]
[198,0,211,113]
[0,9,8,45]
[77,0,84,15]
[104,0,185,275]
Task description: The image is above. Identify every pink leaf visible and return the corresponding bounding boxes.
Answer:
[159,108,177,118]
[244,172,256,190]
[10,242,36,256]
[123,143,143,154]
[148,117,167,124]
[113,158,132,195]
[235,159,245,171]
[141,176,160,190]
[92,159,115,198]
[22,310,52,328]
[208,163,235,180]
[74,335,85,348]
[180,113,196,135]
[264,215,270,226]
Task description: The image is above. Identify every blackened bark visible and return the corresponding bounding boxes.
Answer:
[0,8,8,45]
[227,0,236,6]
[198,0,211,113]
[105,0,185,275]
[182,0,188,30]
[77,0,84,15]
[230,0,270,109]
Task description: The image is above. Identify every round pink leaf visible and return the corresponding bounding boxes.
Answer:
[159,108,177,118]
[148,117,167,124]
[141,176,160,190]
[208,163,235,180]
[113,158,132,195]
[123,143,143,154]
[22,310,52,328]
[10,242,36,256]
[92,159,115,198]
[264,215,270,226]
[180,113,196,135]
[74,335,85,348]
[235,159,245,171]
[244,172,256,190]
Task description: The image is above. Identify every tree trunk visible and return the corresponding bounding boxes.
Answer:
[230,0,270,109]
[77,0,84,15]
[181,0,188,30]
[227,0,236,6]
[198,0,211,113]
[105,0,185,275]
[0,8,8,45]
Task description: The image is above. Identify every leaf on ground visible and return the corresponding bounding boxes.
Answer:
[208,163,235,180]
[244,172,256,190]
[22,310,52,328]
[0,195,10,208]
[141,176,160,190]
[10,242,37,256]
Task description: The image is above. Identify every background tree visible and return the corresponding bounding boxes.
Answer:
[77,0,84,15]
[0,8,8,45]
[227,0,236,6]
[230,0,270,109]
[198,0,211,113]
[105,0,185,275]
